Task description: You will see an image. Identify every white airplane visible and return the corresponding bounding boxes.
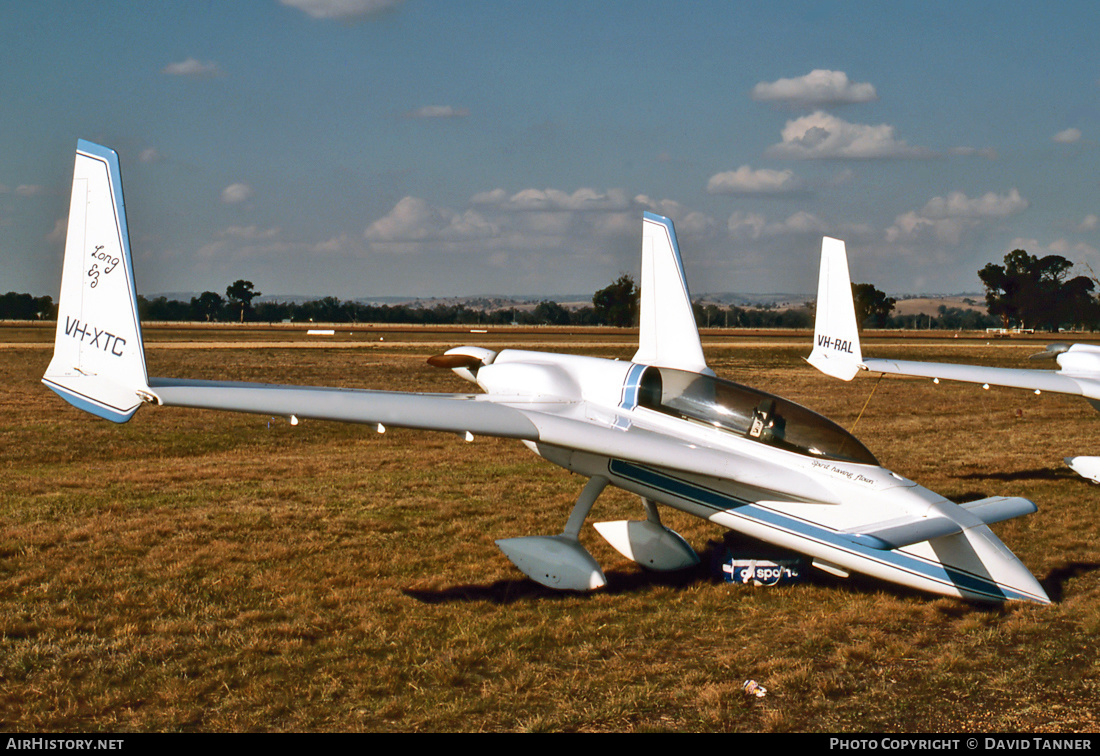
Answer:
[809,237,1100,483]
[44,140,1052,604]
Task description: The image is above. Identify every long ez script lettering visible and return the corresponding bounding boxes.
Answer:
[86,245,120,289]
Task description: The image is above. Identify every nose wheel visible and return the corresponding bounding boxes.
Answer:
[496,479,700,591]
[594,497,700,571]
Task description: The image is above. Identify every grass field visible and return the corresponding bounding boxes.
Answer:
[2,323,1099,732]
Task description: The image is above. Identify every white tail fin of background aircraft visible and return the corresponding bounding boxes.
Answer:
[808,236,1100,484]
[632,212,712,375]
[808,237,863,381]
[42,140,150,422]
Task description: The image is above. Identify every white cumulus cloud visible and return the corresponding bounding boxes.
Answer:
[751,70,877,107]
[472,187,633,213]
[364,197,448,242]
[706,166,802,195]
[406,105,470,119]
[726,210,828,240]
[222,225,281,240]
[768,111,929,159]
[887,189,1029,245]
[1010,237,1099,261]
[280,0,402,20]
[221,183,254,204]
[162,58,223,78]
[364,196,497,244]
[1053,127,1082,144]
[362,188,720,263]
[920,189,1029,220]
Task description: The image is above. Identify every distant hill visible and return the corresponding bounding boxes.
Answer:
[696,292,811,309]
[893,295,987,317]
[146,290,990,316]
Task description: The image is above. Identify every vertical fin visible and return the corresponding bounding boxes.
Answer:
[808,237,863,381]
[632,212,711,375]
[42,140,149,422]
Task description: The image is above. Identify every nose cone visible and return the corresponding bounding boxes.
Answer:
[953,526,1050,605]
[985,561,1050,605]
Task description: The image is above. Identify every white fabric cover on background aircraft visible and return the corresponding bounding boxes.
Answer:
[44,140,1052,604]
[809,237,1100,483]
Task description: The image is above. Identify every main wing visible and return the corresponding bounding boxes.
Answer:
[858,355,1093,397]
[147,378,541,439]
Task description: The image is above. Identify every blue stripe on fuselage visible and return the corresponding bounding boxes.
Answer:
[607,459,1027,602]
[619,362,647,411]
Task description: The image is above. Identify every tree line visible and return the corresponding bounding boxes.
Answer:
[132,273,999,331]
[847,248,1100,332]
[0,292,54,320]
[5,249,1098,331]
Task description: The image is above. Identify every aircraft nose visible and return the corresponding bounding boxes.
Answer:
[998,562,1050,605]
[968,526,1050,605]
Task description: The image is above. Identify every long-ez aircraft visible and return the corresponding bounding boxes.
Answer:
[44,140,1051,604]
[809,237,1100,483]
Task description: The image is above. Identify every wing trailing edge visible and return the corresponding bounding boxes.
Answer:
[146,378,543,440]
[861,357,1087,395]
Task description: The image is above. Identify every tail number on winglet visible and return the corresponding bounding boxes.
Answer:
[63,317,127,357]
[816,334,854,354]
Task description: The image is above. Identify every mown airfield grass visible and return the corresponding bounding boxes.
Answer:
[1,322,1099,732]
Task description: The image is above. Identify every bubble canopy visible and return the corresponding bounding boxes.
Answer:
[634,366,879,466]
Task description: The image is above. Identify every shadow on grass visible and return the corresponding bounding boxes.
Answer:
[954,467,1078,483]
[403,543,728,605]
[401,539,984,607]
[1040,561,1100,603]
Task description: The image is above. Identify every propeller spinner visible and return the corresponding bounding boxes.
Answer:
[427,353,485,369]
[426,347,498,382]
[1028,343,1071,361]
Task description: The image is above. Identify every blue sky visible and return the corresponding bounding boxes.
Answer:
[2,0,1098,300]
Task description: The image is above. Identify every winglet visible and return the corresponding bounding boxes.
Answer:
[632,212,711,375]
[42,140,150,422]
[808,237,863,381]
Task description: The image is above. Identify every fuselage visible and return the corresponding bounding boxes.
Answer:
[1057,344,1100,403]
[466,348,1050,604]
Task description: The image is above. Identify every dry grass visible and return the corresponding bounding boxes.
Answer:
[2,326,1099,732]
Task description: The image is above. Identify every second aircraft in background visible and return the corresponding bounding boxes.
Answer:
[808,237,1100,483]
